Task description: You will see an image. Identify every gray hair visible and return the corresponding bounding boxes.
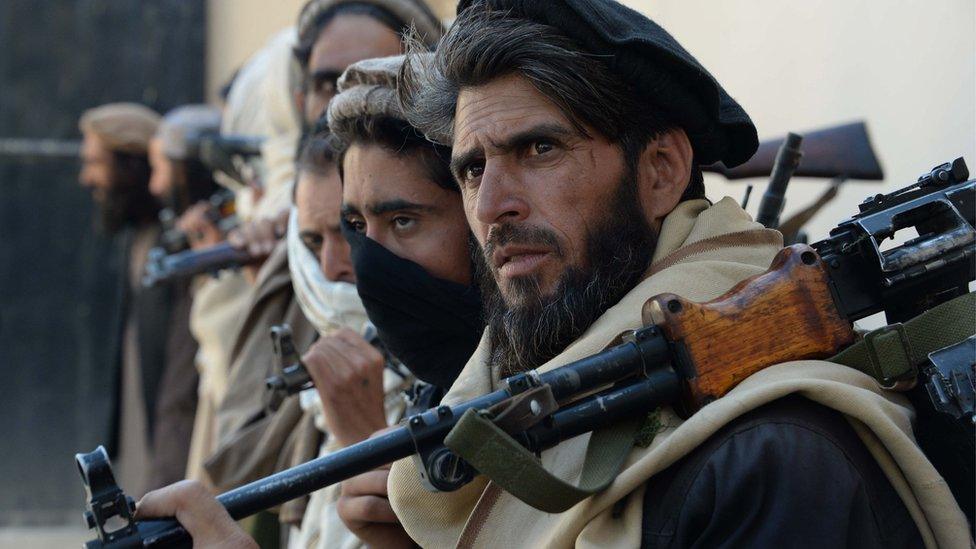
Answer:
[398,7,704,198]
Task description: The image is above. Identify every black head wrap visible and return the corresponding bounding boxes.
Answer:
[455,0,758,168]
[342,223,483,390]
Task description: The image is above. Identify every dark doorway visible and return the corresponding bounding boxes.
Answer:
[0,1,205,526]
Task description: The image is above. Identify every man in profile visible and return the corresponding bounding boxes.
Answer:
[78,102,166,497]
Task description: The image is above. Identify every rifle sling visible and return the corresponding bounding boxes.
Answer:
[830,292,976,387]
[444,409,644,513]
[445,291,975,513]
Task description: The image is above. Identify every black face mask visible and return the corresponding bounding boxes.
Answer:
[343,224,484,390]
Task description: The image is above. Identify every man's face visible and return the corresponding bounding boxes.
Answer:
[79,131,114,204]
[341,143,472,286]
[147,137,174,200]
[302,15,403,126]
[451,74,635,306]
[452,74,666,375]
[295,167,355,284]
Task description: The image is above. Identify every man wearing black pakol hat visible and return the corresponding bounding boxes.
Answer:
[136,1,970,546]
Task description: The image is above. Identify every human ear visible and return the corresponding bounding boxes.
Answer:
[635,128,694,224]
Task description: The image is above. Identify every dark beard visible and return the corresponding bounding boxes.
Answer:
[477,174,657,378]
[98,153,159,233]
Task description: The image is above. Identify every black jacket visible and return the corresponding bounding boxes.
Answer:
[641,395,923,548]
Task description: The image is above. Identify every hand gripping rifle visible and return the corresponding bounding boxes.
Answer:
[264,323,407,412]
[76,158,975,548]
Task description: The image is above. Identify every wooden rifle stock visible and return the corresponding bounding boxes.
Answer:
[644,244,856,411]
[704,121,884,181]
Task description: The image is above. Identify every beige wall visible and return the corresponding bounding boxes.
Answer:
[619,0,976,244]
[207,0,975,245]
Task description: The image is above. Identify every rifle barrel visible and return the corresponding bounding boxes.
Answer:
[143,243,255,287]
[100,327,671,547]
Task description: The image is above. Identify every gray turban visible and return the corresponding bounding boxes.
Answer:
[157,104,222,161]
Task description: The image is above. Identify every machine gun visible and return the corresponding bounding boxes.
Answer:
[76,158,974,548]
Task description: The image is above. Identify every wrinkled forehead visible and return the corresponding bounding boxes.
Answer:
[452,74,577,155]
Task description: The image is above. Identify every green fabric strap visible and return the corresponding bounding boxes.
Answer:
[830,292,976,386]
[445,409,643,513]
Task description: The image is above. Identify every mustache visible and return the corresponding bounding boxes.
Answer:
[482,223,564,265]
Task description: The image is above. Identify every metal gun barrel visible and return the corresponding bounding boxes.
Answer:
[756,132,803,229]
[86,327,671,547]
[142,243,254,287]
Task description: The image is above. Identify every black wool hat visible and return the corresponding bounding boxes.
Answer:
[456,0,758,168]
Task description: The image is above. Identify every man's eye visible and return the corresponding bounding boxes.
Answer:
[463,162,485,182]
[531,140,555,156]
[301,236,323,255]
[344,218,366,233]
[393,216,416,230]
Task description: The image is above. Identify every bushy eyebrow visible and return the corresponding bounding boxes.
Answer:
[450,122,577,179]
[342,199,435,217]
[368,198,435,215]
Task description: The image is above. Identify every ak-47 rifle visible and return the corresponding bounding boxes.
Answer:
[141,242,258,287]
[264,323,406,412]
[703,121,884,181]
[705,121,884,240]
[157,188,239,254]
[76,158,974,548]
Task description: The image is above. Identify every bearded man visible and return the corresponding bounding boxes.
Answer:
[133,1,970,547]
[78,103,168,497]
[379,2,966,547]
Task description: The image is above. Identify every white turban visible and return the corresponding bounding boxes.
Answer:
[286,206,368,336]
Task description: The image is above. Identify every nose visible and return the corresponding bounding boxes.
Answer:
[321,234,356,284]
[473,160,529,226]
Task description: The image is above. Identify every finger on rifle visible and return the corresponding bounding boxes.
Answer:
[341,469,390,498]
[337,494,399,525]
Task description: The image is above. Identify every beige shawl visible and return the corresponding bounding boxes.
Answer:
[388,197,971,548]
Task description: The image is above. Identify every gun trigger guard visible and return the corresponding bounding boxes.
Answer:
[487,385,558,434]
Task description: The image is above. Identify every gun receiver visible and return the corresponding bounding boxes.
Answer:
[157,188,239,254]
[77,158,974,548]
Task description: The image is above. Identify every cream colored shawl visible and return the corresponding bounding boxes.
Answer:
[388,197,971,548]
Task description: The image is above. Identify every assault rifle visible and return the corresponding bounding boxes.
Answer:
[264,323,406,411]
[703,121,883,181]
[157,188,239,254]
[196,135,263,189]
[705,121,884,240]
[142,242,259,287]
[76,158,974,548]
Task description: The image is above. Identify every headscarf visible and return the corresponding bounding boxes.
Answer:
[297,0,444,49]
[79,103,160,155]
[328,54,482,390]
[286,206,369,336]
[219,28,303,222]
